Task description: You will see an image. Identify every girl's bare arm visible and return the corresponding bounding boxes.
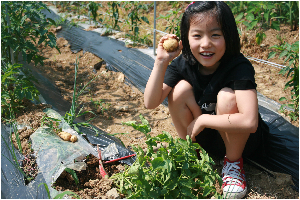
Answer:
[144,35,183,109]
[188,89,259,140]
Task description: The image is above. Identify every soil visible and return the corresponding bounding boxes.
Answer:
[6,2,299,199]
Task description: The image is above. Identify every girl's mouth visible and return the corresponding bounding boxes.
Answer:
[200,52,214,57]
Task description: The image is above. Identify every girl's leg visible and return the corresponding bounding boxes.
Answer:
[168,80,202,140]
[216,87,250,161]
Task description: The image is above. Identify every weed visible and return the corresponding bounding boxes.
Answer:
[63,57,100,135]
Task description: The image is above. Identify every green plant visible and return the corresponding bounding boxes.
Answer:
[122,114,151,139]
[64,168,79,185]
[63,57,100,135]
[1,116,32,183]
[268,41,299,121]
[104,2,121,30]
[1,62,40,119]
[111,131,222,199]
[278,1,299,31]
[157,8,183,38]
[1,1,59,65]
[122,1,150,46]
[41,114,62,134]
[88,1,101,25]
[90,98,110,114]
[232,1,281,45]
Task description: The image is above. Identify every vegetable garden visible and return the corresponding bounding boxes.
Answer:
[1,1,299,199]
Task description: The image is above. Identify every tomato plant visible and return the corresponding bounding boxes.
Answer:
[268,41,299,121]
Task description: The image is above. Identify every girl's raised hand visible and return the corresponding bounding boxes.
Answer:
[156,34,183,63]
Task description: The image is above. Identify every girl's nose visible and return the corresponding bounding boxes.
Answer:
[201,36,212,48]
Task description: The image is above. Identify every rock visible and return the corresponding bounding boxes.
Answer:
[56,26,62,32]
[115,105,129,112]
[114,32,126,39]
[106,188,120,199]
[117,73,125,82]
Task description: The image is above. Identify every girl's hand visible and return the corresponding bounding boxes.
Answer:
[187,116,205,142]
[156,34,183,63]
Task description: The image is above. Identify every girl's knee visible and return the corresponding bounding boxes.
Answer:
[216,87,238,114]
[168,80,193,104]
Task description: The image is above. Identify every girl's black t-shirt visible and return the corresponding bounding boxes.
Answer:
[163,53,269,158]
[164,53,256,114]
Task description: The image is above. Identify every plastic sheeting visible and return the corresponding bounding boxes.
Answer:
[1,107,135,199]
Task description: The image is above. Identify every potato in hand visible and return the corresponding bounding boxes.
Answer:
[163,38,179,52]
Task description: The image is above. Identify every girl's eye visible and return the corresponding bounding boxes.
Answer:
[212,34,221,38]
[193,35,201,38]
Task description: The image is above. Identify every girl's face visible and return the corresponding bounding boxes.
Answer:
[188,13,225,75]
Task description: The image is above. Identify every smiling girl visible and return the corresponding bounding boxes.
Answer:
[144,1,268,199]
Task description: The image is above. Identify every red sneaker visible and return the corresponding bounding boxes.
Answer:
[222,156,247,199]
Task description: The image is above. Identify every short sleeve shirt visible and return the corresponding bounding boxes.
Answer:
[164,53,257,114]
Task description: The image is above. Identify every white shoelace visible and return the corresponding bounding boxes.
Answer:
[222,161,243,185]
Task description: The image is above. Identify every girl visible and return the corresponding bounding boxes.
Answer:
[144,1,267,199]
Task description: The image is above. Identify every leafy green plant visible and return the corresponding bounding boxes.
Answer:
[111,131,222,199]
[1,1,59,65]
[157,8,183,38]
[122,114,152,139]
[41,114,62,134]
[1,62,40,119]
[268,41,299,121]
[104,2,121,30]
[90,98,110,114]
[122,1,150,46]
[88,1,101,25]
[232,1,282,45]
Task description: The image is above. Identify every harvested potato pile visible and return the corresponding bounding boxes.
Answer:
[58,131,78,142]
[163,38,179,52]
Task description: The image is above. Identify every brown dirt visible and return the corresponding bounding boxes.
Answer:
[8,2,299,199]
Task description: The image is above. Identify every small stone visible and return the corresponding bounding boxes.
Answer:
[117,73,125,82]
[56,26,62,31]
[106,188,120,199]
[116,106,129,112]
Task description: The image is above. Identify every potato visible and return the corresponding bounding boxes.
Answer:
[70,135,78,143]
[163,38,179,52]
[58,131,72,141]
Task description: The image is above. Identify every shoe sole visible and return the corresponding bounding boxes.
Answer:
[223,186,247,199]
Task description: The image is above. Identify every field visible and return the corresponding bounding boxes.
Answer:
[2,1,299,199]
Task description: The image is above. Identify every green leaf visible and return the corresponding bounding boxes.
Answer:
[268,51,277,59]
[128,163,140,175]
[141,16,149,24]
[152,157,166,170]
[246,13,255,21]
[235,13,244,21]
[203,186,213,197]
[271,20,280,31]
[279,50,288,58]
[38,183,50,199]
[64,168,79,185]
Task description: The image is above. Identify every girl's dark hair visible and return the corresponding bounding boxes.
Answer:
[181,1,240,65]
